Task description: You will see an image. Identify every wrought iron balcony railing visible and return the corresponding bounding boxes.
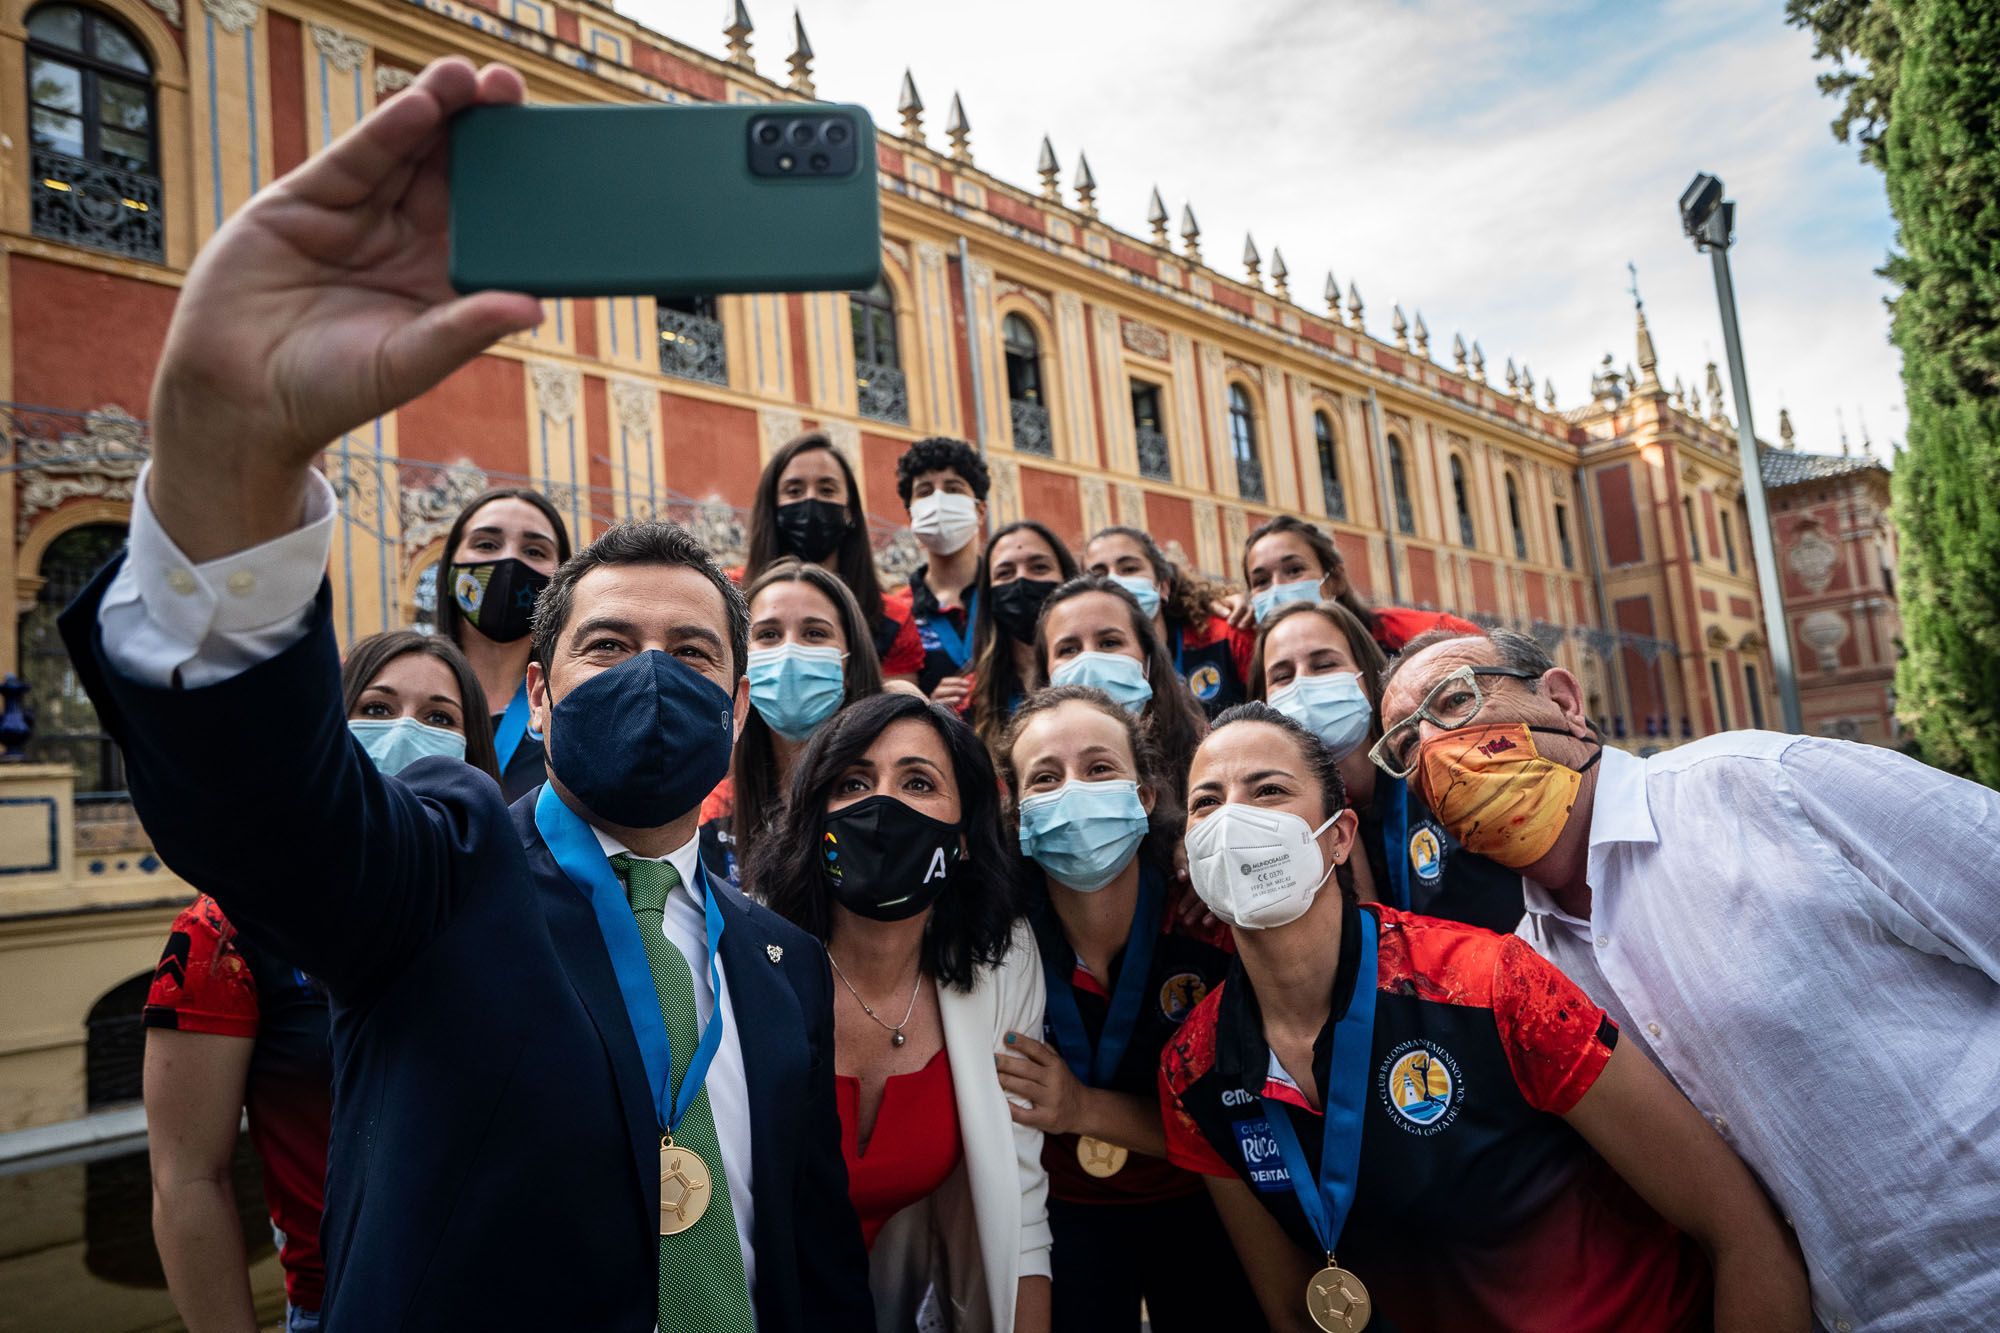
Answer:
[1235,454,1266,503]
[1135,426,1172,481]
[1010,398,1052,456]
[858,361,909,425]
[656,307,728,385]
[31,148,163,265]
[1323,479,1347,520]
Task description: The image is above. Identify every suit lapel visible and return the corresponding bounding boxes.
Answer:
[516,799,657,1224]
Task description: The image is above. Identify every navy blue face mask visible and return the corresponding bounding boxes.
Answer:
[547,650,736,829]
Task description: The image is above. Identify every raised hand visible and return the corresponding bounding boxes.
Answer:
[147,58,545,562]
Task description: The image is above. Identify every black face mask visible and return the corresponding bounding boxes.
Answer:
[450,557,549,645]
[820,794,961,922]
[774,499,851,563]
[990,577,1059,643]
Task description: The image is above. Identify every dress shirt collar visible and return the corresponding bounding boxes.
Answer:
[588,824,704,902]
[1520,744,1656,926]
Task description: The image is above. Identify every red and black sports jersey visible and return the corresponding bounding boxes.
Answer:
[1030,864,1234,1205]
[890,566,981,699]
[1159,904,1710,1333]
[145,895,333,1312]
[1171,614,1255,718]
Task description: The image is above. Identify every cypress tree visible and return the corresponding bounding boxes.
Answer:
[1880,0,2000,784]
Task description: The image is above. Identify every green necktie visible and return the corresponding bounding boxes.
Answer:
[611,854,754,1333]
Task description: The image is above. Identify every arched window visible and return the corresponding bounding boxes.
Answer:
[1683,495,1702,561]
[1388,436,1415,535]
[851,278,907,424]
[1314,410,1346,520]
[1505,474,1527,559]
[22,522,128,793]
[27,4,162,263]
[1554,502,1575,569]
[1450,456,1475,547]
[1228,384,1264,502]
[1003,313,1051,456]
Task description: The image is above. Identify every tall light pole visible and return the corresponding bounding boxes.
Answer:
[1679,173,1804,734]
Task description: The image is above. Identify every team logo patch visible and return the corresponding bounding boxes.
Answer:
[1378,1039,1462,1136]
[1158,971,1208,1024]
[918,623,944,652]
[453,568,486,615]
[1231,1116,1292,1192]
[821,831,842,881]
[1408,824,1443,886]
[1188,664,1223,701]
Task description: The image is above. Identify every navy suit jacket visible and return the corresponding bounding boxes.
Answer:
[63,566,874,1331]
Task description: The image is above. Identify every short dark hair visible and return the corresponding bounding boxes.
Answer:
[744,692,1022,992]
[896,436,990,508]
[433,488,573,650]
[340,629,500,780]
[744,433,886,627]
[732,558,886,867]
[1031,575,1209,804]
[998,684,1185,876]
[530,521,750,683]
[1380,626,1553,698]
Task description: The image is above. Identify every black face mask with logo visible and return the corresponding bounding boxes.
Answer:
[819,794,961,922]
[450,557,549,645]
[774,498,851,563]
[989,577,1060,644]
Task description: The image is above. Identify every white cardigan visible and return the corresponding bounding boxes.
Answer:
[868,919,1051,1332]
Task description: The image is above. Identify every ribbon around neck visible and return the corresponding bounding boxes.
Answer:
[534,784,727,1135]
[1260,908,1379,1259]
[926,587,980,670]
[1040,863,1166,1085]
[494,680,536,773]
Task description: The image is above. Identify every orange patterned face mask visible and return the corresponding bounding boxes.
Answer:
[1414,722,1598,869]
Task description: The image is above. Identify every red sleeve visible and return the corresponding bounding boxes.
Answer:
[143,896,260,1039]
[1437,611,1482,636]
[1225,620,1256,685]
[1489,933,1615,1115]
[1370,605,1483,653]
[880,606,926,677]
[1158,1065,1235,1177]
[700,774,735,824]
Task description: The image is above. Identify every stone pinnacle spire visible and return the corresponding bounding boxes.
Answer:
[1073,152,1097,218]
[1180,204,1202,265]
[1036,136,1060,202]
[724,0,754,67]
[897,69,924,142]
[785,9,814,97]
[1147,187,1169,247]
[945,93,972,163]
[1269,247,1290,302]
[1242,233,1261,288]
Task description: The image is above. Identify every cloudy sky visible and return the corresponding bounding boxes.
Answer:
[624,0,1902,457]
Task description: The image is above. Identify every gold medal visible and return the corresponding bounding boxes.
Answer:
[1076,1135,1129,1178]
[658,1135,712,1236]
[1305,1257,1371,1332]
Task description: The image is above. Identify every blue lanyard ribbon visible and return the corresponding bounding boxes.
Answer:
[493,680,535,772]
[1260,909,1378,1258]
[1040,864,1165,1085]
[1171,622,1185,678]
[925,588,980,669]
[534,784,728,1134]
[1379,776,1412,912]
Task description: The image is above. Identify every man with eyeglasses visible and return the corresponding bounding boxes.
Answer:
[1376,626,2000,1333]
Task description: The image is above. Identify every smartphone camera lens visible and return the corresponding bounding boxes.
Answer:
[809,151,830,172]
[788,121,816,147]
[755,121,781,146]
[823,121,849,146]
[777,153,796,171]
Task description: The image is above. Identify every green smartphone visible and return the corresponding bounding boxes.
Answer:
[449,102,881,297]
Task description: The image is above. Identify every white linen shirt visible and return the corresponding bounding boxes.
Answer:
[99,465,759,1307]
[1518,732,2000,1332]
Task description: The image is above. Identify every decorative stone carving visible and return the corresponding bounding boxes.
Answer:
[1080,477,1110,539]
[1115,482,1145,528]
[988,455,1021,524]
[1222,505,1248,560]
[144,0,183,27]
[375,66,416,96]
[530,363,580,423]
[881,238,910,274]
[201,0,259,34]
[996,283,1053,321]
[311,23,367,71]
[875,531,925,584]
[1121,319,1169,360]
[612,380,654,437]
[689,498,747,568]
[1055,290,1084,327]
[14,405,148,538]
[822,420,862,472]
[1799,610,1849,671]
[1190,498,1220,575]
[758,408,805,461]
[1224,355,1260,382]
[1787,523,1838,594]
[400,460,489,552]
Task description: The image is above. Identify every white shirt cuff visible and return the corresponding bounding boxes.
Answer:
[97,464,338,688]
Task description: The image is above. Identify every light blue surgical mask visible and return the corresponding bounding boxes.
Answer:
[1018,779,1150,892]
[1252,576,1323,623]
[1110,574,1162,621]
[1050,651,1154,714]
[1268,670,1373,760]
[349,717,468,776]
[747,643,847,740]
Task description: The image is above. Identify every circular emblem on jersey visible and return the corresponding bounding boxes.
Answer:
[1408,824,1443,886]
[1188,664,1222,701]
[1378,1039,1462,1135]
[1158,971,1208,1024]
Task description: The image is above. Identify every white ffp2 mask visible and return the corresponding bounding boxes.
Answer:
[1183,803,1339,930]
